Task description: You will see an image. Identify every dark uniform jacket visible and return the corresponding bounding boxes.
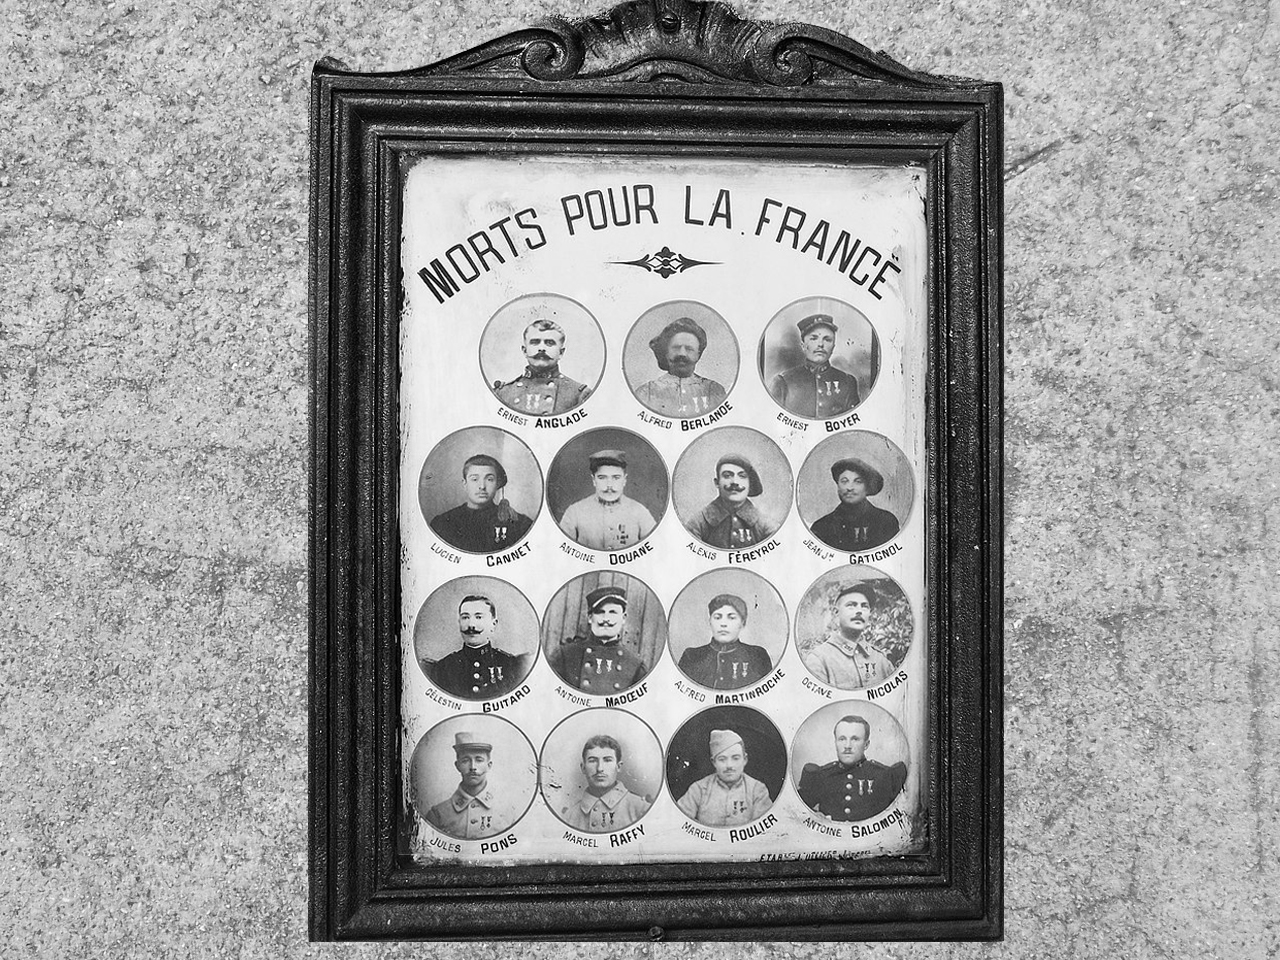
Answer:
[548,636,647,694]
[429,500,533,554]
[769,362,859,419]
[809,500,900,552]
[676,640,772,690]
[690,498,774,550]
[494,364,590,416]
[798,757,907,822]
[424,643,531,700]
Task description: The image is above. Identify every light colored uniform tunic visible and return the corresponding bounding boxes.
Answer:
[562,782,651,833]
[635,373,726,418]
[425,784,512,840]
[559,495,657,550]
[802,635,894,690]
[676,773,773,827]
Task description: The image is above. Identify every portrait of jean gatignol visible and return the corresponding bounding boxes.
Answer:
[797,431,914,555]
[623,300,739,420]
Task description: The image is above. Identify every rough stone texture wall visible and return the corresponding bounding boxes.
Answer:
[1,0,1276,956]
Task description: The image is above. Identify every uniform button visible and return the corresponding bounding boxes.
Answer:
[844,808,852,815]
[473,661,480,667]
[585,648,593,655]
[613,683,621,690]
[845,795,852,801]
[582,679,591,687]
[472,686,480,693]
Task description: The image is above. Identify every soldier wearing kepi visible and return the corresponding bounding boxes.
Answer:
[634,316,727,418]
[802,583,894,690]
[558,449,657,551]
[548,586,648,693]
[425,732,518,840]
[424,594,531,700]
[494,318,591,416]
[675,729,773,827]
[689,455,776,549]
[768,313,860,419]
[797,715,906,822]
[676,593,772,690]
[429,453,534,554]
[561,734,652,833]
[810,457,900,552]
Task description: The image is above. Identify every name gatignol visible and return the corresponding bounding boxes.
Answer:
[850,542,902,564]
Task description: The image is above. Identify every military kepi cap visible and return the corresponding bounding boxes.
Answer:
[797,313,838,337]
[649,316,708,370]
[587,585,628,612]
[835,581,877,607]
[588,449,628,473]
[716,454,763,497]
[709,729,744,759]
[707,593,748,623]
[830,457,884,495]
[461,453,507,488]
[452,731,492,753]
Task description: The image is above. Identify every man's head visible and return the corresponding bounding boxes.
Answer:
[586,586,627,641]
[522,318,566,373]
[707,593,747,645]
[452,731,493,794]
[834,583,875,637]
[588,450,628,504]
[581,734,623,794]
[649,317,708,378]
[714,455,762,506]
[457,595,497,647]
[709,729,747,786]
[833,715,870,767]
[461,454,507,510]
[830,457,885,506]
[797,314,838,366]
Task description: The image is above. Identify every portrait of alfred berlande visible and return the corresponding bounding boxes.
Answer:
[792,704,909,824]
[419,426,542,556]
[797,431,914,555]
[623,301,738,420]
[480,293,605,418]
[758,297,879,421]
[672,426,792,551]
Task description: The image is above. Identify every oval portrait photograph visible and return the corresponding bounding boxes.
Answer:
[622,300,738,420]
[796,431,913,554]
[667,568,787,691]
[795,566,914,691]
[666,705,787,829]
[791,700,909,824]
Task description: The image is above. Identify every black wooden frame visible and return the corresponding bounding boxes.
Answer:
[310,0,1002,941]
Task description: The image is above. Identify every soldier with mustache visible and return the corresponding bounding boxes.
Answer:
[423,594,532,700]
[801,583,893,690]
[494,318,591,416]
[634,316,727,418]
[768,313,860,420]
[547,585,649,694]
[688,455,777,549]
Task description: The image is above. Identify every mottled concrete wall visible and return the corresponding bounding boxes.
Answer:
[1,0,1275,956]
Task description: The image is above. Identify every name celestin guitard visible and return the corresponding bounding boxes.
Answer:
[414,184,904,305]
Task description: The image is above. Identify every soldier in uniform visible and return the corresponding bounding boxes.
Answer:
[547,585,648,694]
[561,734,652,833]
[675,728,773,827]
[810,457,900,552]
[634,316,727,418]
[797,715,907,822]
[493,318,591,416]
[768,314,860,419]
[802,583,894,690]
[557,449,658,551]
[676,593,772,690]
[425,732,519,840]
[688,455,777,549]
[429,454,534,554]
[423,594,532,700]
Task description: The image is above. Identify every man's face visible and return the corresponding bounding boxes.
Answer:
[462,464,499,509]
[665,331,702,377]
[458,600,496,647]
[592,465,626,503]
[455,750,492,793]
[588,602,625,641]
[801,326,835,365]
[836,469,868,506]
[581,746,621,793]
[709,605,744,644]
[834,721,869,767]
[837,591,872,635]
[522,325,564,372]
[712,744,747,786]
[715,464,750,505]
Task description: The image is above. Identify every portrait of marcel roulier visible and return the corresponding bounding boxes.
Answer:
[791,702,909,824]
[797,431,914,554]
[666,705,786,829]
[479,292,606,418]
[419,426,542,556]
[795,567,913,691]
[667,568,788,691]
[672,426,792,551]
[546,427,669,553]
[413,576,538,701]
[758,297,879,421]
[623,301,738,420]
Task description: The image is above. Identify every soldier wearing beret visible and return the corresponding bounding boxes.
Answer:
[561,734,652,833]
[802,583,894,690]
[675,729,773,827]
[493,319,591,416]
[548,586,649,693]
[423,594,532,700]
[634,317,727,418]
[768,314,860,420]
[676,593,773,690]
[429,454,534,554]
[689,455,777,549]
[797,715,907,822]
[558,449,658,551]
[810,457,900,552]
[425,732,520,840]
